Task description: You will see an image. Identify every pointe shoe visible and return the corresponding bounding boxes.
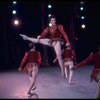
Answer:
[20,34,28,40]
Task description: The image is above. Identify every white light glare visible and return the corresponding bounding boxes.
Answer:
[48,14,52,17]
[49,23,52,27]
[48,5,52,8]
[80,7,84,11]
[12,10,16,14]
[81,16,85,19]
[81,24,86,29]
[13,1,17,4]
[14,20,19,25]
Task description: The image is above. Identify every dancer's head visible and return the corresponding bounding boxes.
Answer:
[29,42,35,50]
[48,14,56,26]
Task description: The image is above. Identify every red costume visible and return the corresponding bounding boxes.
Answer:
[75,52,100,82]
[54,48,76,62]
[62,48,76,62]
[40,24,70,44]
[19,50,42,73]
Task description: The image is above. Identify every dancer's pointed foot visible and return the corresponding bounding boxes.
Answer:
[20,34,28,40]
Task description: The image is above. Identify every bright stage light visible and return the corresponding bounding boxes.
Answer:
[80,7,83,10]
[75,37,78,40]
[48,5,52,9]
[12,18,20,26]
[14,20,19,25]
[81,24,86,29]
[13,1,17,5]
[81,16,85,19]
[49,23,52,27]
[48,14,52,17]
[12,10,16,14]
[11,18,22,29]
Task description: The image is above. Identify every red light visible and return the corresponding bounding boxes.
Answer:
[77,15,79,18]
[75,37,78,40]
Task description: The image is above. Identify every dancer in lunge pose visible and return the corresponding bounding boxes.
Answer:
[71,45,100,98]
[18,42,42,95]
[20,15,70,78]
[53,44,76,84]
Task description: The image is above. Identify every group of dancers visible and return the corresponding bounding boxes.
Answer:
[18,15,100,98]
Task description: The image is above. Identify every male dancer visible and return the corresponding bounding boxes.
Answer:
[20,15,70,78]
[18,42,42,95]
[71,46,100,98]
[53,44,76,84]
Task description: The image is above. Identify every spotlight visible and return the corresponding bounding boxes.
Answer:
[81,24,86,29]
[14,19,19,25]
[12,10,16,14]
[80,7,84,11]
[48,5,52,9]
[81,16,85,19]
[49,23,52,27]
[48,14,52,17]
[12,18,21,28]
[75,37,78,40]
[12,1,17,5]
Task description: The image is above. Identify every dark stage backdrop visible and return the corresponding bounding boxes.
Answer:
[0,1,100,70]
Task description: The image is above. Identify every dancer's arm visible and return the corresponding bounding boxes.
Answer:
[58,25,70,46]
[37,27,49,39]
[72,50,76,60]
[18,52,28,71]
[71,52,93,71]
[37,52,42,66]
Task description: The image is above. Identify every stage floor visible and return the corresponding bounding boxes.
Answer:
[0,64,97,99]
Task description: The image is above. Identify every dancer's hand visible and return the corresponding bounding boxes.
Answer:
[37,35,41,39]
[37,35,41,42]
[18,68,22,72]
[53,59,57,63]
[70,66,77,71]
[65,42,70,47]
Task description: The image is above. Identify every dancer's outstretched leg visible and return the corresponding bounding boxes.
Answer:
[20,34,51,46]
